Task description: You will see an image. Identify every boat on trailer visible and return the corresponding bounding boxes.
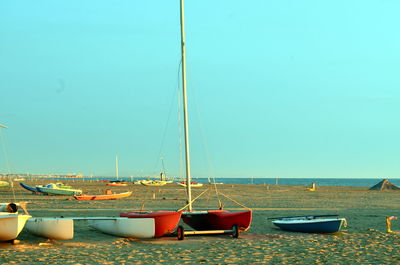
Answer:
[182,210,252,232]
[119,211,182,238]
[87,217,156,238]
[271,215,347,233]
[174,0,252,239]
[87,212,182,239]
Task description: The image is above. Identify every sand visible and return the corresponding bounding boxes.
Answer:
[1,180,400,264]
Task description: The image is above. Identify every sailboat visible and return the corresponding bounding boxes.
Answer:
[0,125,32,243]
[0,203,31,243]
[176,0,252,238]
[89,159,181,238]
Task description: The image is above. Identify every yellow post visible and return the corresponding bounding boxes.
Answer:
[386,216,398,233]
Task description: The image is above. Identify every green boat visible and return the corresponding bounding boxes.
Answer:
[0,180,10,187]
[36,184,82,196]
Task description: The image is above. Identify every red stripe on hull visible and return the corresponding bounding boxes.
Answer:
[120,211,182,237]
[182,210,252,231]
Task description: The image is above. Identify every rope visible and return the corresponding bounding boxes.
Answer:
[178,188,209,211]
[153,60,183,175]
[217,191,252,210]
[0,129,16,202]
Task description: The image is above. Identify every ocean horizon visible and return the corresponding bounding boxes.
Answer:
[16,175,400,188]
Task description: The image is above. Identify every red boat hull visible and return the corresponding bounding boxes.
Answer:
[120,211,182,238]
[107,183,128,187]
[182,210,252,232]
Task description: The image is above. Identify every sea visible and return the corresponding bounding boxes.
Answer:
[37,176,400,188]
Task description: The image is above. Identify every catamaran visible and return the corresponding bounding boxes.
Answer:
[176,0,252,239]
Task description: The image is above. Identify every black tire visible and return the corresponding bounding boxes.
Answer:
[177,225,185,240]
[232,224,239,238]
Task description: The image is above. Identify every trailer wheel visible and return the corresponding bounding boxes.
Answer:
[177,226,185,240]
[232,224,239,238]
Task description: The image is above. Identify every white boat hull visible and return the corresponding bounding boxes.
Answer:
[0,213,31,241]
[25,217,74,240]
[87,217,155,238]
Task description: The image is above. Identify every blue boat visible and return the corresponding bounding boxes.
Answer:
[20,182,40,193]
[271,215,347,233]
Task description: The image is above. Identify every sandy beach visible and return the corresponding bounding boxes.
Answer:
[1,180,400,264]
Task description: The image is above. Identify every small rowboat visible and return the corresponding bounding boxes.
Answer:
[271,215,347,233]
[74,191,132,200]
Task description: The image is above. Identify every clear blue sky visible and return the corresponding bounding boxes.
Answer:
[1,1,400,178]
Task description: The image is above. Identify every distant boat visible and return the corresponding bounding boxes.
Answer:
[0,180,10,187]
[178,181,203,188]
[74,191,132,201]
[36,184,82,196]
[106,182,128,187]
[271,215,347,233]
[140,180,167,187]
[19,182,38,192]
[20,182,72,193]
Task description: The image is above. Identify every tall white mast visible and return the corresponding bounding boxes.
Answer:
[180,0,192,211]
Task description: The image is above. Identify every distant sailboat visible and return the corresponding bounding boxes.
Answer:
[177,0,252,238]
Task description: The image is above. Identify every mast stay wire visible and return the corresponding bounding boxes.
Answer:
[0,128,16,202]
[152,60,183,178]
[186,67,223,207]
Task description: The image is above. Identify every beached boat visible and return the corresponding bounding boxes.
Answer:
[175,0,252,237]
[140,180,167,187]
[0,213,31,242]
[25,217,74,240]
[271,215,347,233]
[74,191,132,200]
[87,217,155,238]
[106,182,128,187]
[119,211,182,238]
[178,181,203,188]
[0,180,10,187]
[36,184,82,196]
[0,203,31,243]
[182,210,252,232]
[19,182,39,192]
[20,182,72,193]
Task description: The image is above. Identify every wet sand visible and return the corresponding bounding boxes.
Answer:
[1,180,400,264]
